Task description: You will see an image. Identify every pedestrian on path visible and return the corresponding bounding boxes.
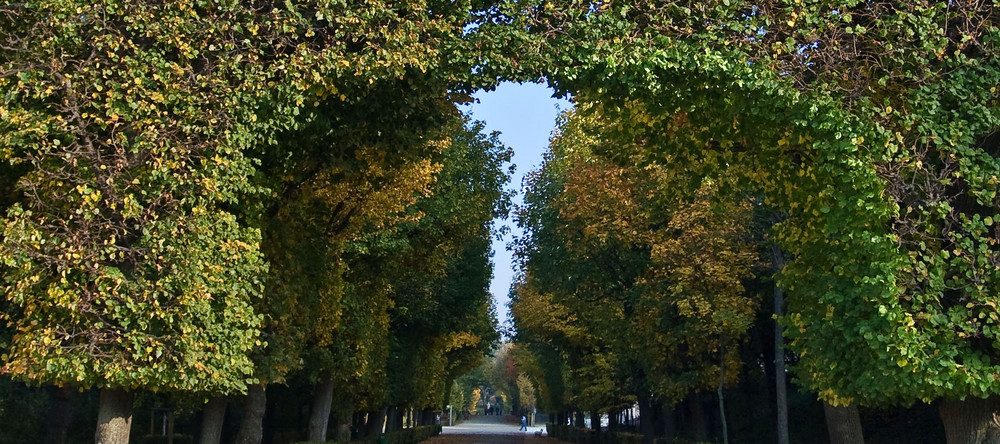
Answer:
[519,415,527,431]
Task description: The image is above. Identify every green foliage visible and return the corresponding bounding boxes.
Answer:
[0,0,509,404]
[511,103,760,415]
[499,0,1000,411]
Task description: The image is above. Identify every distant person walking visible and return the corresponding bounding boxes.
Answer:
[520,415,528,431]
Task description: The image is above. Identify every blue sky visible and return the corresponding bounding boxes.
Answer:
[461,82,572,332]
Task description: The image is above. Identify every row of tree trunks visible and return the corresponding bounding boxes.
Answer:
[84,384,1000,444]
[86,382,463,444]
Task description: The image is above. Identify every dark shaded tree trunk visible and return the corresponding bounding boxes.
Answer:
[421,407,435,426]
[385,407,396,432]
[575,411,585,428]
[608,408,619,431]
[823,401,864,444]
[167,410,176,444]
[330,406,353,443]
[691,393,708,443]
[385,406,403,432]
[639,394,655,441]
[235,384,266,444]
[95,388,133,444]
[662,405,677,443]
[590,411,601,431]
[46,386,74,444]
[351,412,363,439]
[365,409,386,436]
[939,397,1000,444]
[200,397,227,444]
[772,245,791,444]
[718,345,729,444]
[308,378,335,442]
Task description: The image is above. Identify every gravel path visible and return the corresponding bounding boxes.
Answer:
[429,415,564,444]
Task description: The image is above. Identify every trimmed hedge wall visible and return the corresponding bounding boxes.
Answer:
[291,424,442,444]
[545,424,644,444]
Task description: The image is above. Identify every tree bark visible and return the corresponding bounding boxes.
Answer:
[235,384,267,444]
[365,409,386,437]
[590,411,601,431]
[823,401,864,444]
[308,378,336,442]
[95,388,133,444]
[608,408,619,431]
[332,407,353,443]
[421,407,435,426]
[46,386,74,444]
[167,410,176,444]
[638,394,655,439]
[661,405,676,443]
[939,397,1000,444]
[574,411,585,428]
[772,244,791,444]
[385,406,403,432]
[200,397,227,444]
[691,393,708,443]
[718,345,729,444]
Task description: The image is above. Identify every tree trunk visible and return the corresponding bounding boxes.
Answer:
[608,408,619,431]
[351,412,363,439]
[385,406,396,432]
[661,405,676,443]
[365,409,386,437]
[639,394,655,439]
[167,410,176,444]
[691,393,708,443]
[95,388,133,444]
[772,244,791,444]
[46,386,74,444]
[590,411,601,431]
[200,397,227,444]
[823,401,864,444]
[235,384,267,444]
[386,406,404,432]
[939,397,1000,444]
[718,345,730,444]
[331,407,353,443]
[308,378,335,442]
[575,411,585,428]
